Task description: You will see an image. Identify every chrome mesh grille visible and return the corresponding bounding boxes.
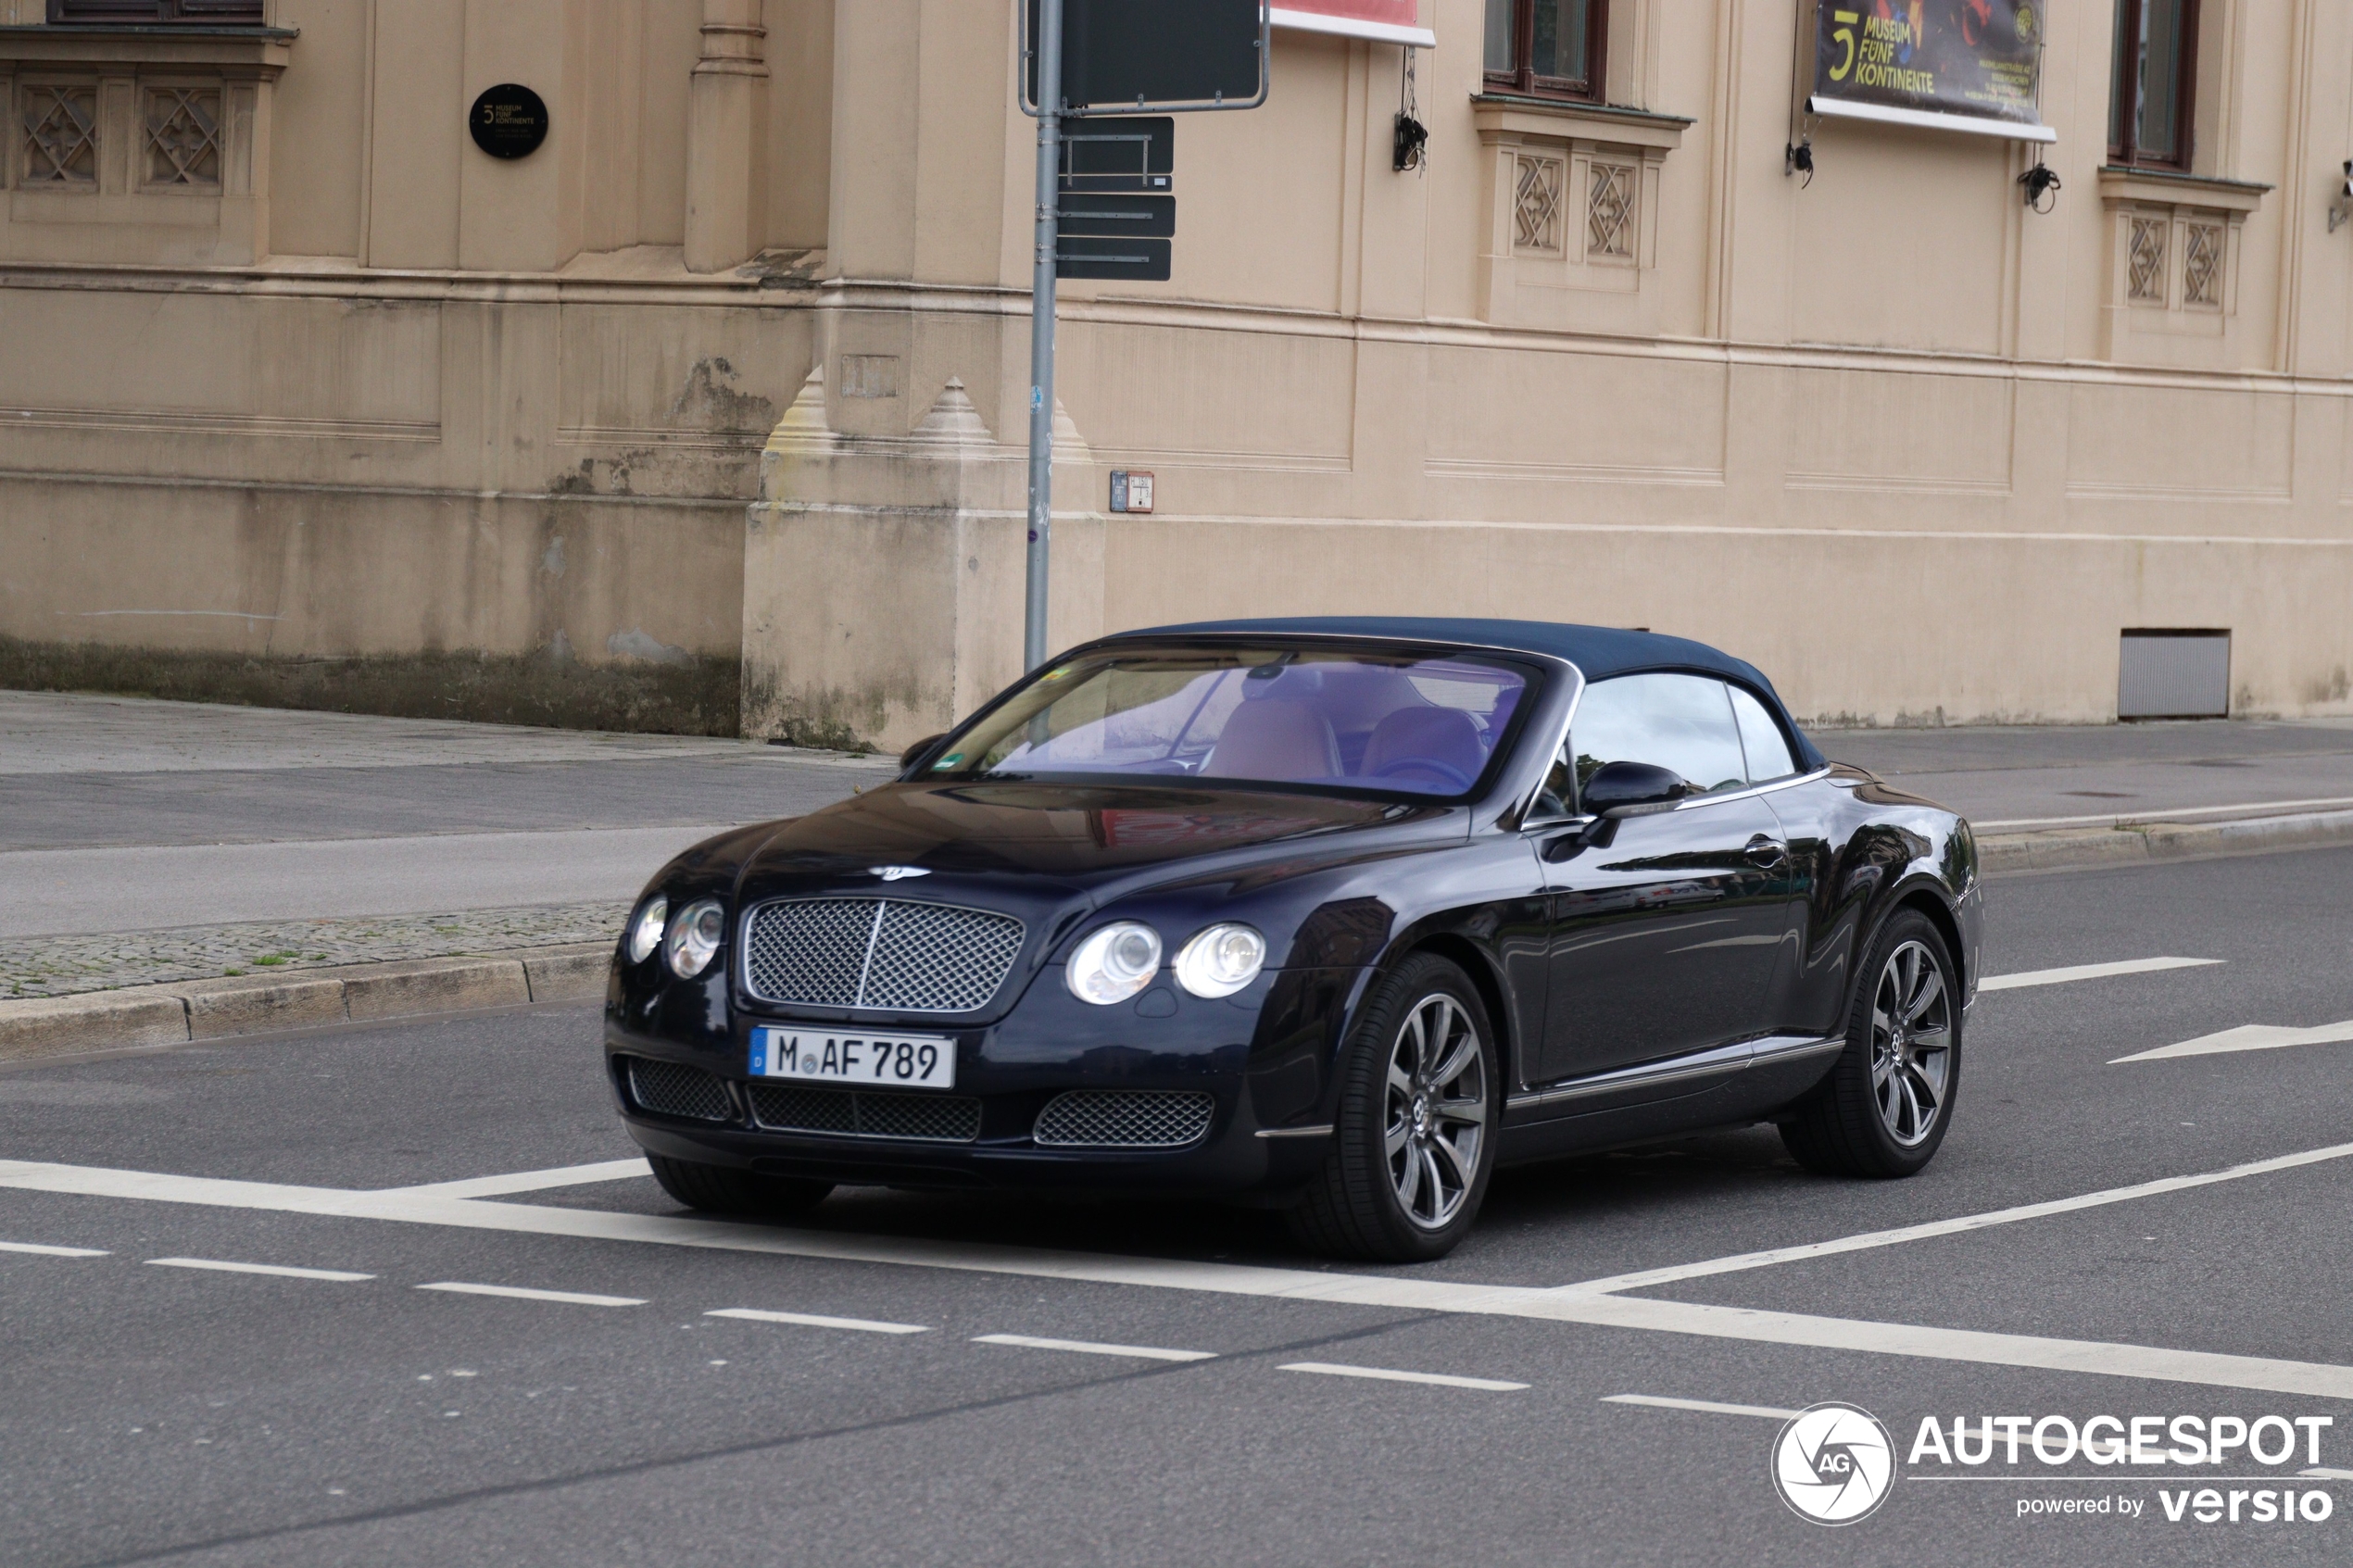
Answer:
[743,898,1024,1013]
[748,1082,981,1143]
[1033,1090,1214,1149]
[624,1057,735,1123]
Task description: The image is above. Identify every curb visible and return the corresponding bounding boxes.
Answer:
[1981,808,2353,875]
[0,944,612,1065]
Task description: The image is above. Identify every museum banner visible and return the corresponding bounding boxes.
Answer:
[1807,1,2055,143]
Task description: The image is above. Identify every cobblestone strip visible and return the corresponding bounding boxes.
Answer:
[2,902,627,1000]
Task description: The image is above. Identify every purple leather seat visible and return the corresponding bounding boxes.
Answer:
[1360,706,1487,784]
[1202,697,1341,782]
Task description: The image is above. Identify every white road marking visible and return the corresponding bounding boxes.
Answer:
[416,1282,645,1308]
[1280,1362,1526,1391]
[387,1159,650,1199]
[973,1334,1215,1362]
[2301,1467,2353,1481]
[145,1257,374,1282]
[0,1240,107,1258]
[12,1156,2353,1398]
[707,1307,929,1336]
[1603,1393,1801,1420]
[1979,957,2222,992]
[2111,1020,2353,1064]
[1548,1138,2353,1296]
[1977,797,2353,832]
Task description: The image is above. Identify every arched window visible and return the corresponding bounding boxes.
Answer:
[1483,0,1606,104]
[2109,0,2198,169]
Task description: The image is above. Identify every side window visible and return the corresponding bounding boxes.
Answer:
[1569,674,1748,797]
[1728,685,1799,783]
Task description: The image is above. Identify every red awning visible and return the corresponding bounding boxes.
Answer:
[1270,1,1435,48]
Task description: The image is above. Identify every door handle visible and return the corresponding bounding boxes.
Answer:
[1743,834,1789,870]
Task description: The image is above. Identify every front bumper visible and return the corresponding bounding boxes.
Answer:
[602,960,1362,1198]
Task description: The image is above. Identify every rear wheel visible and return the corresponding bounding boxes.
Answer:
[1780,909,1959,1177]
[647,1153,832,1218]
[1286,954,1498,1262]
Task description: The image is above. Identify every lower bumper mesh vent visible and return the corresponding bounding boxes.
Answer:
[1033,1089,1214,1148]
[624,1057,736,1123]
[748,1083,982,1144]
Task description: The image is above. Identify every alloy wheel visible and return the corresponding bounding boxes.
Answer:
[1869,939,1952,1148]
[1383,993,1488,1230]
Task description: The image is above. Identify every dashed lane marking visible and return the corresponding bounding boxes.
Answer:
[1280,1362,1526,1391]
[1979,957,2222,992]
[12,1157,2353,1398]
[973,1334,1215,1362]
[386,1159,650,1199]
[0,1240,107,1258]
[415,1282,645,1308]
[2301,1467,2353,1481]
[1603,1393,1802,1420]
[708,1307,929,1336]
[145,1257,373,1282]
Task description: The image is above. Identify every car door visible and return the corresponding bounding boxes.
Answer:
[1531,672,1797,1085]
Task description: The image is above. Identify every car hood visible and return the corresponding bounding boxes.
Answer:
[734,781,1441,901]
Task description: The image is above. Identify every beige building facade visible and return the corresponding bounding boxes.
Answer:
[2,0,2349,746]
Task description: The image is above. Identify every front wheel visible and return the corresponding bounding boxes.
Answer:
[1286,954,1499,1262]
[1780,909,1960,1177]
[647,1154,832,1218]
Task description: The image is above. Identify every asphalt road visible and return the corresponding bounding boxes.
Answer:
[6,847,2353,1566]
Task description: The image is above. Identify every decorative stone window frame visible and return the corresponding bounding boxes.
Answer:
[0,23,292,264]
[2096,167,2266,346]
[1472,96,1685,326]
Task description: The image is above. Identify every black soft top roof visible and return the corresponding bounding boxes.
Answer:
[1119,615,1826,771]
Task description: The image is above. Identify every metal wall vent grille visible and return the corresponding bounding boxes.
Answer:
[624,1057,736,1123]
[748,1083,983,1144]
[1033,1090,1214,1148]
[743,898,1025,1013]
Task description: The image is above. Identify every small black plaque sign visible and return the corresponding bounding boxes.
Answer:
[469,84,548,160]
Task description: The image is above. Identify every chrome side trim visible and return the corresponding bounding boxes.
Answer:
[1254,1124,1336,1140]
[1505,1032,1843,1113]
[1664,767,1836,813]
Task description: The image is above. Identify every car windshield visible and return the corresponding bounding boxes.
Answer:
[927,644,1537,799]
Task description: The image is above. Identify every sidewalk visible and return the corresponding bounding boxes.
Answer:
[5,692,2352,1011]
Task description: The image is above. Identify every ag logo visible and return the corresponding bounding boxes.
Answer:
[1772,1402,1895,1525]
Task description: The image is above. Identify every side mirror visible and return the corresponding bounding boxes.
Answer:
[1579,760,1691,818]
[899,733,950,772]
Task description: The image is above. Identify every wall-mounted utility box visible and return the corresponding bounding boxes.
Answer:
[2119,630,2231,720]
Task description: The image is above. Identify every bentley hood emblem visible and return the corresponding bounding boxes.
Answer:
[868,865,931,881]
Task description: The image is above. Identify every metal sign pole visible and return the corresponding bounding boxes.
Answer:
[1024,0,1065,676]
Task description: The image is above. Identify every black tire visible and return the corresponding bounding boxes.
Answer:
[1286,953,1500,1263]
[1780,909,1961,1178]
[647,1153,832,1218]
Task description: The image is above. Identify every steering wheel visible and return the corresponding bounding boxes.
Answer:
[1371,757,1477,792]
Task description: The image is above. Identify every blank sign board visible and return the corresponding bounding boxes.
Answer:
[2118,631,2232,720]
[1025,0,1269,114]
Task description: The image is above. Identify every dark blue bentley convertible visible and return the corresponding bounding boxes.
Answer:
[604,619,1981,1261]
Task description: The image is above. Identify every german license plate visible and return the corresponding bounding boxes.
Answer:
[750,1027,957,1090]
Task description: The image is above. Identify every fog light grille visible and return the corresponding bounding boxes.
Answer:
[623,1057,735,1123]
[1033,1090,1214,1148]
[747,1083,981,1144]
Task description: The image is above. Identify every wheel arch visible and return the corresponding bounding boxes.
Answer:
[1396,932,1518,1084]
[1890,881,1968,997]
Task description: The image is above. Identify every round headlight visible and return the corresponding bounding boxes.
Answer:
[664,897,725,979]
[1174,923,1267,998]
[1065,922,1163,1005]
[625,896,668,965]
